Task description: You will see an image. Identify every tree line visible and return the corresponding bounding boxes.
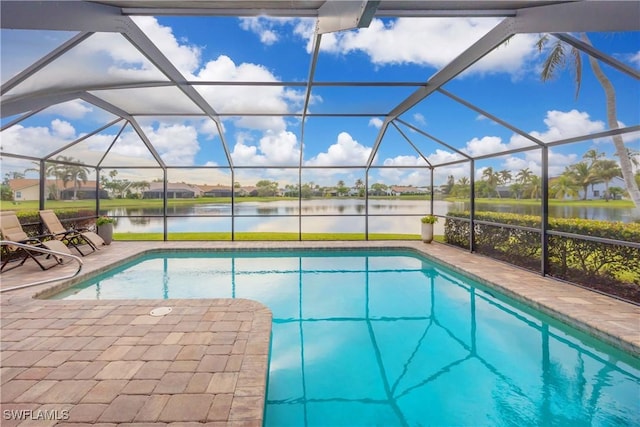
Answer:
[447,149,639,201]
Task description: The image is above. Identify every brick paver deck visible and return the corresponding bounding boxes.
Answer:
[1,240,638,426]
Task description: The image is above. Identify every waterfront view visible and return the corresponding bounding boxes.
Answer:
[102,198,638,236]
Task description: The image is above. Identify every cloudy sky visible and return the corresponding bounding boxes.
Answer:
[1,15,638,187]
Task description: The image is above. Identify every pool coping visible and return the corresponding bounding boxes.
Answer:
[1,241,639,425]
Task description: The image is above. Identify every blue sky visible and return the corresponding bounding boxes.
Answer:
[1,15,639,188]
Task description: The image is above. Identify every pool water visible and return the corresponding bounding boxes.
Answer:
[52,250,640,426]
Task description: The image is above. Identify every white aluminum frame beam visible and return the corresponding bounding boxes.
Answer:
[1,32,94,95]
[1,1,123,32]
[514,1,640,33]
[81,93,166,168]
[317,0,380,34]
[374,1,640,164]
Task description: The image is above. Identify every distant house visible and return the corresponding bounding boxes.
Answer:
[202,185,233,197]
[548,176,628,200]
[8,179,103,201]
[142,182,202,199]
[60,187,109,200]
[389,185,429,196]
[8,179,44,201]
[581,176,626,200]
[235,186,258,197]
[495,185,512,198]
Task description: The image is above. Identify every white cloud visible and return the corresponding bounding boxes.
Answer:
[413,113,426,125]
[459,108,608,180]
[133,16,201,74]
[428,149,465,165]
[239,17,283,45]
[547,150,579,177]
[383,155,425,167]
[464,135,506,157]
[305,132,372,166]
[231,130,300,166]
[196,55,303,132]
[463,109,607,159]
[369,118,383,129]
[1,121,76,158]
[301,18,539,76]
[378,154,429,184]
[45,100,94,119]
[531,109,605,143]
[51,119,76,139]
[628,50,640,67]
[144,123,200,165]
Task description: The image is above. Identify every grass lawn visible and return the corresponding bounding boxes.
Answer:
[447,197,636,208]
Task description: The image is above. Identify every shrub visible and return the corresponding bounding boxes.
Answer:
[445,211,640,302]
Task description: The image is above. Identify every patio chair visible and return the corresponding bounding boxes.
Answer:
[39,210,104,256]
[0,211,71,272]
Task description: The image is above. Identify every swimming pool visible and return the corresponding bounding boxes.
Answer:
[52,249,640,426]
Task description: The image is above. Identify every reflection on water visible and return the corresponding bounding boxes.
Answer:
[451,200,635,222]
[55,251,640,426]
[106,199,635,234]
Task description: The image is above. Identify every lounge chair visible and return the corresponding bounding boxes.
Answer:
[39,210,104,256]
[0,211,72,272]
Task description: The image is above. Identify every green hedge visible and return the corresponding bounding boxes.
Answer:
[445,211,640,302]
[13,209,97,236]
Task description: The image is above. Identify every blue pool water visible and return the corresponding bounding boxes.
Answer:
[52,249,640,426]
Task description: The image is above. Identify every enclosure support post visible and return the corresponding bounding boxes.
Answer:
[38,160,46,235]
[430,168,434,216]
[38,160,45,211]
[541,146,549,276]
[163,169,168,241]
[231,169,236,241]
[96,167,100,219]
[365,168,369,240]
[298,165,302,241]
[469,159,476,253]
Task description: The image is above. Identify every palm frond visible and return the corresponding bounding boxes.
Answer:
[571,46,582,99]
[536,34,549,52]
[540,40,565,81]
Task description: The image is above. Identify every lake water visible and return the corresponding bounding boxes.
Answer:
[106,199,636,235]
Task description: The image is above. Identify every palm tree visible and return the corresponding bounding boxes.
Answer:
[354,178,365,196]
[516,167,533,185]
[583,149,605,166]
[509,182,524,199]
[550,175,579,200]
[537,34,640,215]
[567,162,597,200]
[526,175,542,200]
[482,167,501,198]
[499,169,512,186]
[608,186,624,201]
[451,177,471,198]
[594,159,622,201]
[66,163,90,200]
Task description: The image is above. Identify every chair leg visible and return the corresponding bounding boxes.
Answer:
[63,236,87,256]
[1,249,52,272]
[1,254,29,272]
